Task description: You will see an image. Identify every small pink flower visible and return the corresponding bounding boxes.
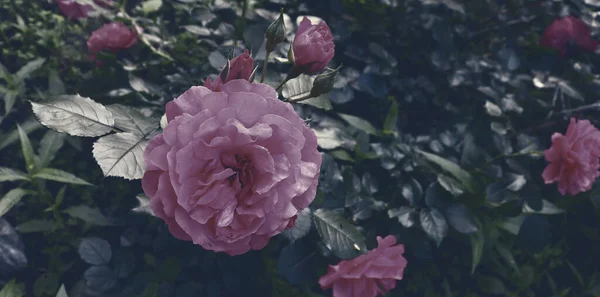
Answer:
[87,22,138,63]
[292,17,335,74]
[542,117,600,195]
[56,0,112,20]
[319,235,407,297]
[142,79,322,256]
[205,50,255,92]
[540,16,598,57]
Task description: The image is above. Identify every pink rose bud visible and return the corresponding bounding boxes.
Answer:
[542,117,600,195]
[205,50,255,92]
[291,17,335,74]
[319,235,408,297]
[142,79,322,256]
[87,22,138,63]
[540,16,598,57]
[56,0,112,20]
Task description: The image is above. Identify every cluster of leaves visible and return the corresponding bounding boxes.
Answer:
[2,0,600,297]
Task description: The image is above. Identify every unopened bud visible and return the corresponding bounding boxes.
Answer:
[265,9,286,53]
[310,65,341,97]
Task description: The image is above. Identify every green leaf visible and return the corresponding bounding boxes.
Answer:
[78,237,112,265]
[0,188,29,216]
[495,244,519,274]
[337,113,378,135]
[498,215,524,235]
[420,208,448,246]
[0,279,25,297]
[383,99,398,135]
[471,228,484,275]
[15,219,59,233]
[295,96,332,110]
[15,58,45,82]
[55,284,68,297]
[3,90,18,116]
[329,150,354,162]
[312,127,354,150]
[128,73,160,95]
[415,149,476,194]
[30,95,115,137]
[17,124,37,173]
[478,275,507,295]
[522,199,564,215]
[0,167,30,182]
[33,168,92,186]
[92,132,150,180]
[63,205,119,226]
[565,259,585,288]
[313,208,367,259]
[38,130,66,168]
[33,273,59,297]
[132,193,154,215]
[0,118,42,151]
[48,69,66,96]
[139,0,163,13]
[105,104,159,136]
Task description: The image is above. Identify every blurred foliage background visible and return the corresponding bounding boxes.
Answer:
[1,0,600,296]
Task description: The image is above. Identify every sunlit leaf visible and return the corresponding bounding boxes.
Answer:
[92,132,149,180]
[106,104,159,136]
[420,208,448,246]
[0,188,29,217]
[337,113,378,135]
[313,209,367,259]
[0,167,30,182]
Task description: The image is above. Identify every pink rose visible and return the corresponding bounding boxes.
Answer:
[56,0,112,20]
[542,117,600,195]
[87,22,138,63]
[319,235,407,297]
[205,50,255,92]
[142,79,322,256]
[292,17,335,74]
[540,16,598,57]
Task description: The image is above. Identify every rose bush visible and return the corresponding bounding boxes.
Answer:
[291,16,335,74]
[319,235,408,297]
[542,117,600,195]
[142,79,322,256]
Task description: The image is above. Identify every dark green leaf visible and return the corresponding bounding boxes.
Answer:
[78,237,112,265]
[83,266,118,293]
[15,219,58,233]
[471,228,484,274]
[402,178,423,205]
[444,204,478,234]
[522,199,564,215]
[383,99,398,135]
[30,95,114,137]
[15,58,45,82]
[63,205,119,226]
[296,96,332,110]
[208,51,227,70]
[48,70,65,96]
[3,90,18,115]
[113,249,136,279]
[416,149,476,194]
[33,168,92,186]
[388,206,415,228]
[420,208,448,246]
[495,244,519,274]
[92,132,150,180]
[557,81,584,101]
[0,167,30,182]
[313,208,367,259]
[478,275,507,295]
[437,174,465,196]
[106,104,159,136]
[338,113,378,135]
[17,124,37,173]
[128,73,160,95]
[0,188,29,216]
[0,279,24,297]
[38,130,66,168]
[33,273,59,297]
[486,174,526,205]
[277,240,318,285]
[0,118,42,151]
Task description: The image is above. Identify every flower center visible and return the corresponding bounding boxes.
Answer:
[223,153,255,195]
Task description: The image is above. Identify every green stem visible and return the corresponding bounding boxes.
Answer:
[285,93,313,103]
[235,0,249,49]
[275,77,289,92]
[479,150,544,171]
[260,51,271,83]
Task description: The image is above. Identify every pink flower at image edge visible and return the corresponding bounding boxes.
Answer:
[319,235,407,297]
[542,117,600,196]
[87,22,138,63]
[292,16,335,74]
[142,79,322,256]
[540,16,598,57]
[56,0,112,19]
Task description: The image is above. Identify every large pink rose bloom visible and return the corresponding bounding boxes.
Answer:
[205,50,255,92]
[542,117,600,195]
[56,0,112,20]
[87,22,138,63]
[319,235,407,297]
[142,79,322,256]
[292,17,335,74]
[540,16,598,57]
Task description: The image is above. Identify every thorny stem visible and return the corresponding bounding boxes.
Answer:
[260,51,270,83]
[477,150,544,173]
[559,102,600,114]
[119,10,173,61]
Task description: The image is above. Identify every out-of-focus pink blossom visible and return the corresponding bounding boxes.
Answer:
[87,22,138,64]
[56,0,112,20]
[540,16,598,57]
